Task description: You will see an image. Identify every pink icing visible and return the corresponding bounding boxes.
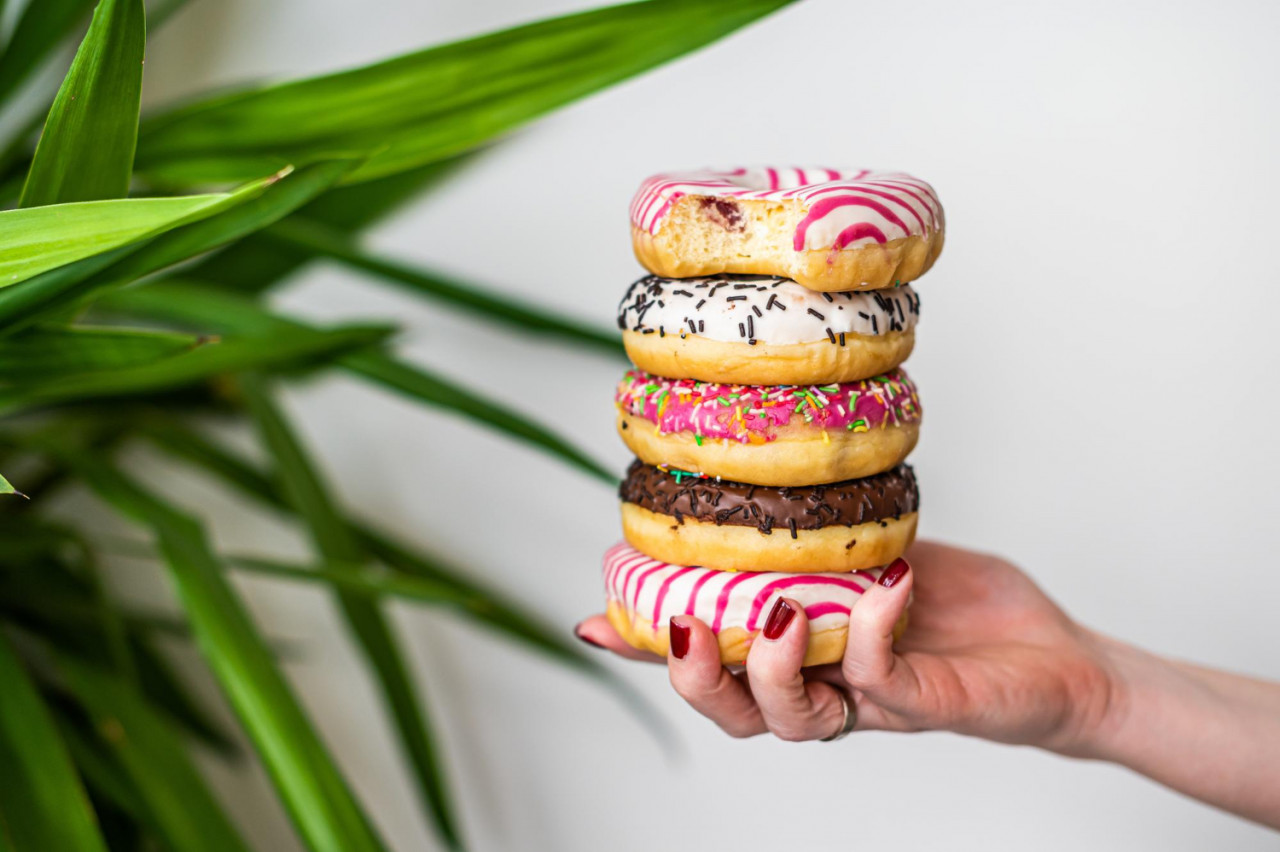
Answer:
[603,543,884,632]
[615,368,921,444]
[629,167,943,252]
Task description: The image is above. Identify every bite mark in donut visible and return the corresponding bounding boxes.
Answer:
[629,166,944,290]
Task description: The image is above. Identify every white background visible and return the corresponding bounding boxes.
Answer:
[125,0,1280,849]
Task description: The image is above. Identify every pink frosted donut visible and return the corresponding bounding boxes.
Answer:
[630,167,944,291]
[615,367,922,486]
[603,542,901,666]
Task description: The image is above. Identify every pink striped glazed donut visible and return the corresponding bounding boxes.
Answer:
[603,542,904,666]
[630,167,944,292]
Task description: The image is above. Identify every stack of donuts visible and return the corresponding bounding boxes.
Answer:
[604,167,944,665]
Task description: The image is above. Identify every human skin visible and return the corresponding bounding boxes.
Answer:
[575,540,1280,829]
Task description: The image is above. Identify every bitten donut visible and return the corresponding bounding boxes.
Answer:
[618,274,919,385]
[619,460,919,573]
[630,167,944,291]
[615,368,920,486]
[603,543,907,665]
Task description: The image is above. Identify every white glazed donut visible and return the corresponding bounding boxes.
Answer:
[618,274,919,385]
[630,167,944,291]
[603,542,905,666]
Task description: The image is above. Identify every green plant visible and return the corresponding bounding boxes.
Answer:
[0,0,794,850]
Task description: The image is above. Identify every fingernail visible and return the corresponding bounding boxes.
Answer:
[669,618,691,660]
[574,627,604,650]
[762,598,796,640]
[879,557,910,589]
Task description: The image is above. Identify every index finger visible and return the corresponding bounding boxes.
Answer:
[575,614,665,663]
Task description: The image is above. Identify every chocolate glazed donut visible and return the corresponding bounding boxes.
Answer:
[620,460,918,537]
[618,462,920,573]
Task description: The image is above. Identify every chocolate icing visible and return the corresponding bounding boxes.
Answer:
[619,460,918,537]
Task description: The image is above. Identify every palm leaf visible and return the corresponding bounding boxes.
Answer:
[0,524,233,752]
[54,654,253,852]
[21,0,146,207]
[186,155,474,296]
[134,0,793,184]
[0,160,354,335]
[101,280,617,484]
[344,349,616,485]
[0,0,95,112]
[137,418,602,673]
[241,375,463,850]
[0,171,280,291]
[0,325,204,377]
[0,472,22,497]
[0,631,108,852]
[263,217,624,355]
[49,443,391,852]
[0,323,394,414]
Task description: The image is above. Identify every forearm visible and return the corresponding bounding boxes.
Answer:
[1082,633,1280,827]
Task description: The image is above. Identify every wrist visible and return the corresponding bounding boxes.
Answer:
[1062,629,1142,761]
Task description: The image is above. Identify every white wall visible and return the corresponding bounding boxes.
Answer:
[137,1,1280,849]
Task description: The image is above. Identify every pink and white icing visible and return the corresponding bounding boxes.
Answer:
[604,542,883,633]
[629,167,944,251]
[615,367,921,443]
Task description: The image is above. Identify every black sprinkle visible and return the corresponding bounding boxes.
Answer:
[766,294,778,310]
[747,315,754,339]
[774,300,787,311]
[825,327,836,343]
[698,320,705,332]
[871,315,878,334]
[807,308,825,320]
[821,292,834,303]
[658,326,665,338]
[726,295,747,302]
[738,322,746,338]
[752,305,763,317]
[838,332,846,346]
[673,289,694,297]
[788,518,798,539]
[687,319,697,334]
[695,299,706,310]
[748,339,757,345]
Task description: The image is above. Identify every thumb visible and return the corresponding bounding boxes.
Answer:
[842,557,921,714]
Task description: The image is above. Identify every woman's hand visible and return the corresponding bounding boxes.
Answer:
[576,540,1117,752]
[578,540,1280,828]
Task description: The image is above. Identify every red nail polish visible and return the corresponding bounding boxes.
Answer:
[879,557,910,589]
[574,629,604,649]
[762,598,796,640]
[669,618,691,659]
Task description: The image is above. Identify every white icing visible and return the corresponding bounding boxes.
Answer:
[617,275,919,345]
[604,542,884,634]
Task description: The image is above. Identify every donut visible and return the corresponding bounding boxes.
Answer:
[629,167,944,291]
[615,368,921,487]
[617,274,919,385]
[618,460,919,573]
[603,542,907,665]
